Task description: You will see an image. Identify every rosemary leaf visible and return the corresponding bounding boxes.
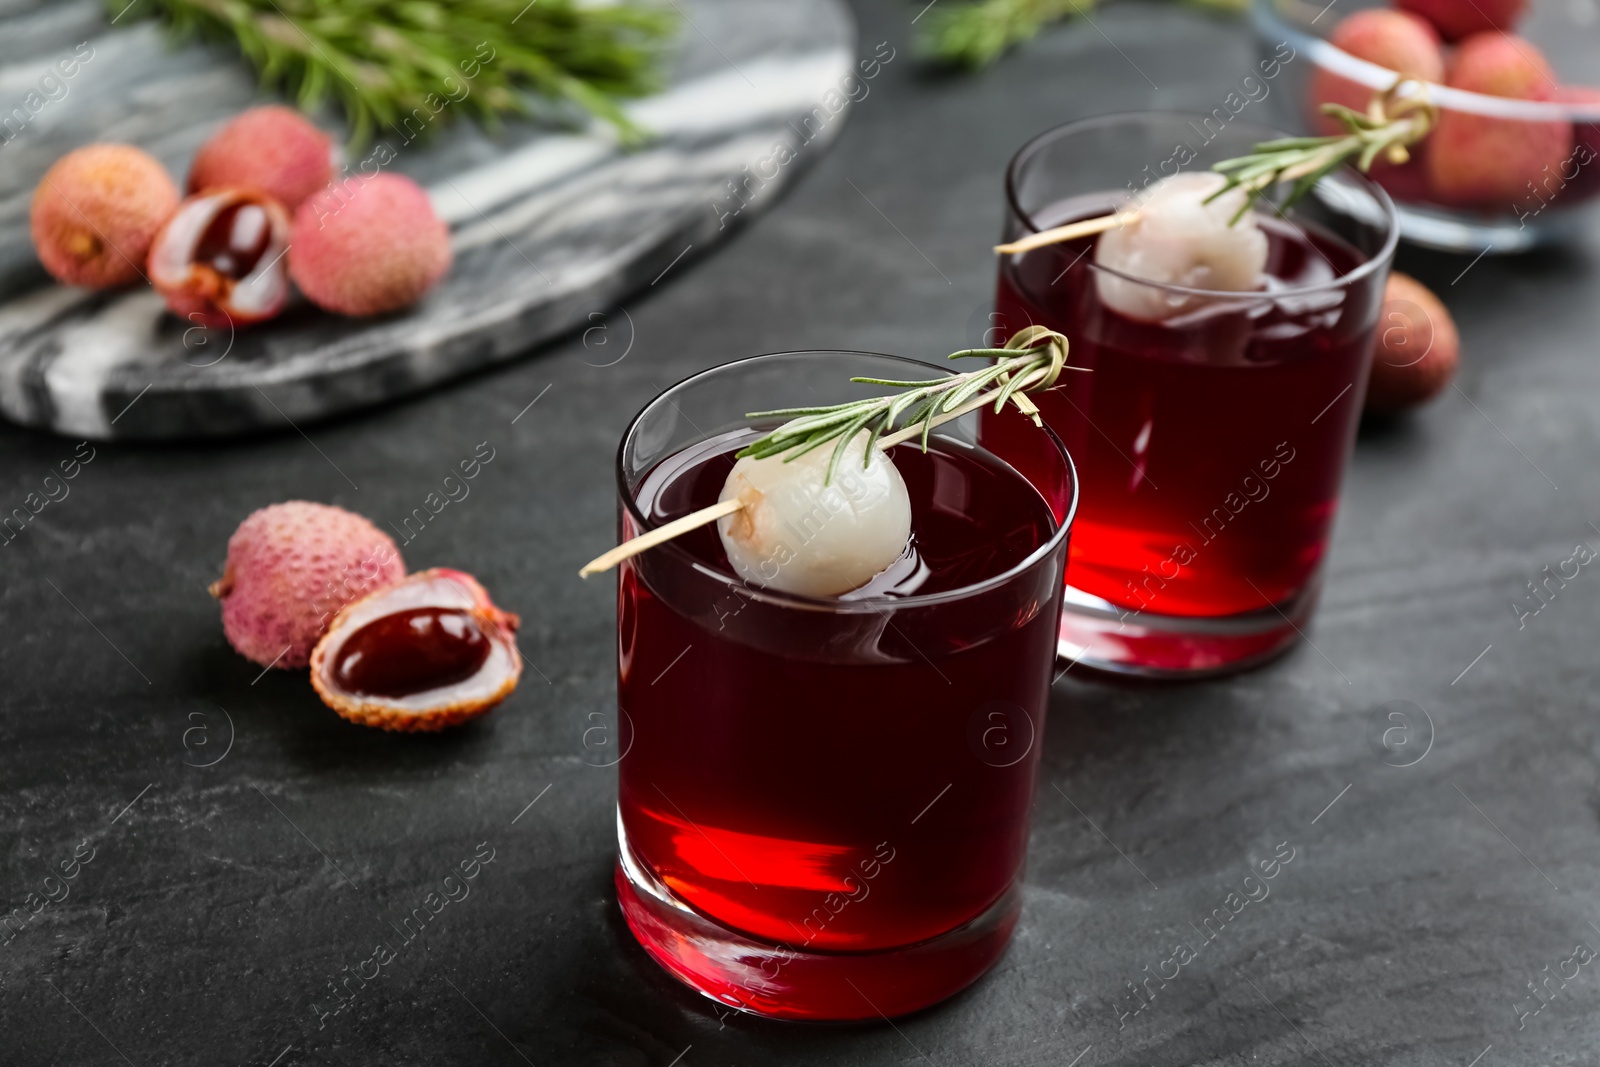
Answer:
[849,376,954,388]
[1207,84,1437,219]
[827,411,877,484]
[738,328,1079,483]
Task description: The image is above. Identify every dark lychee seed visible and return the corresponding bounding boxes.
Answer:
[332,607,492,698]
[195,202,273,281]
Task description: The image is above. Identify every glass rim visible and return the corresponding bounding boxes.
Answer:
[1003,110,1401,301]
[614,349,1080,614]
[1256,0,1600,122]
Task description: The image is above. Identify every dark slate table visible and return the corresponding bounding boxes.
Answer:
[4,2,1598,1064]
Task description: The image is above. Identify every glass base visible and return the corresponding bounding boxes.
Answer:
[1056,579,1318,679]
[614,815,1020,1021]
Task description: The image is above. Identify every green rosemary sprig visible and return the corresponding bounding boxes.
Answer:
[113,0,674,146]
[915,0,1093,70]
[737,326,1081,485]
[915,0,1244,70]
[1209,81,1438,222]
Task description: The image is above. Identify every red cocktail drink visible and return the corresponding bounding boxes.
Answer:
[611,352,1076,1019]
[988,114,1397,675]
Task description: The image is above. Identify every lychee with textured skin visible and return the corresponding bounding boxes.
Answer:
[210,502,405,669]
[188,106,335,212]
[1365,272,1459,414]
[1426,35,1572,205]
[148,189,292,329]
[311,569,521,732]
[1447,33,1558,99]
[31,144,179,288]
[1312,10,1445,135]
[289,173,451,317]
[1396,0,1528,42]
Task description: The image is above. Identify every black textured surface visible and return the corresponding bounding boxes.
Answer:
[3,1,1599,1064]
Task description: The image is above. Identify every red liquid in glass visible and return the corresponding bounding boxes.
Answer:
[617,433,1059,963]
[988,195,1380,618]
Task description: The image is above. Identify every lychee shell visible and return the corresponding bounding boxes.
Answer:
[211,501,405,669]
[188,106,334,211]
[288,173,451,317]
[31,144,180,289]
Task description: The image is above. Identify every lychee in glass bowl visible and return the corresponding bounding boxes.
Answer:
[1253,0,1600,252]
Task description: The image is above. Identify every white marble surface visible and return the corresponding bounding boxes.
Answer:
[0,0,856,438]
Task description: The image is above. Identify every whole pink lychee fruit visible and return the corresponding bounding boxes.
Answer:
[31,144,179,288]
[210,502,405,669]
[288,174,451,317]
[1310,11,1444,137]
[189,106,334,212]
[1365,272,1459,414]
[1447,33,1558,99]
[1426,35,1573,205]
[1396,0,1528,42]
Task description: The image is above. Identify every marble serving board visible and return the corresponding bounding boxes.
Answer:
[0,0,856,439]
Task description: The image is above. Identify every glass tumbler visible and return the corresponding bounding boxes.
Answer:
[610,351,1077,1020]
[986,112,1398,677]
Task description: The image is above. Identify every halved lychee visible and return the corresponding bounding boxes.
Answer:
[149,188,291,329]
[310,569,521,732]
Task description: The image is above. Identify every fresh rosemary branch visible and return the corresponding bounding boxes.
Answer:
[737,326,1081,485]
[916,0,1095,70]
[114,0,674,146]
[916,0,1245,70]
[1209,80,1438,222]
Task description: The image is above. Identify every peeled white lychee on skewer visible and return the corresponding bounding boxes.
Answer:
[1095,172,1269,323]
[717,432,911,597]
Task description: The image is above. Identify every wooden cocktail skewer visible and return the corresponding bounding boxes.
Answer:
[993,79,1437,256]
[578,329,1075,578]
[993,210,1139,255]
[993,141,1383,257]
[578,498,745,578]
[577,384,1047,577]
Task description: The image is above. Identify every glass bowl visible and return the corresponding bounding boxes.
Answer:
[1253,0,1600,252]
